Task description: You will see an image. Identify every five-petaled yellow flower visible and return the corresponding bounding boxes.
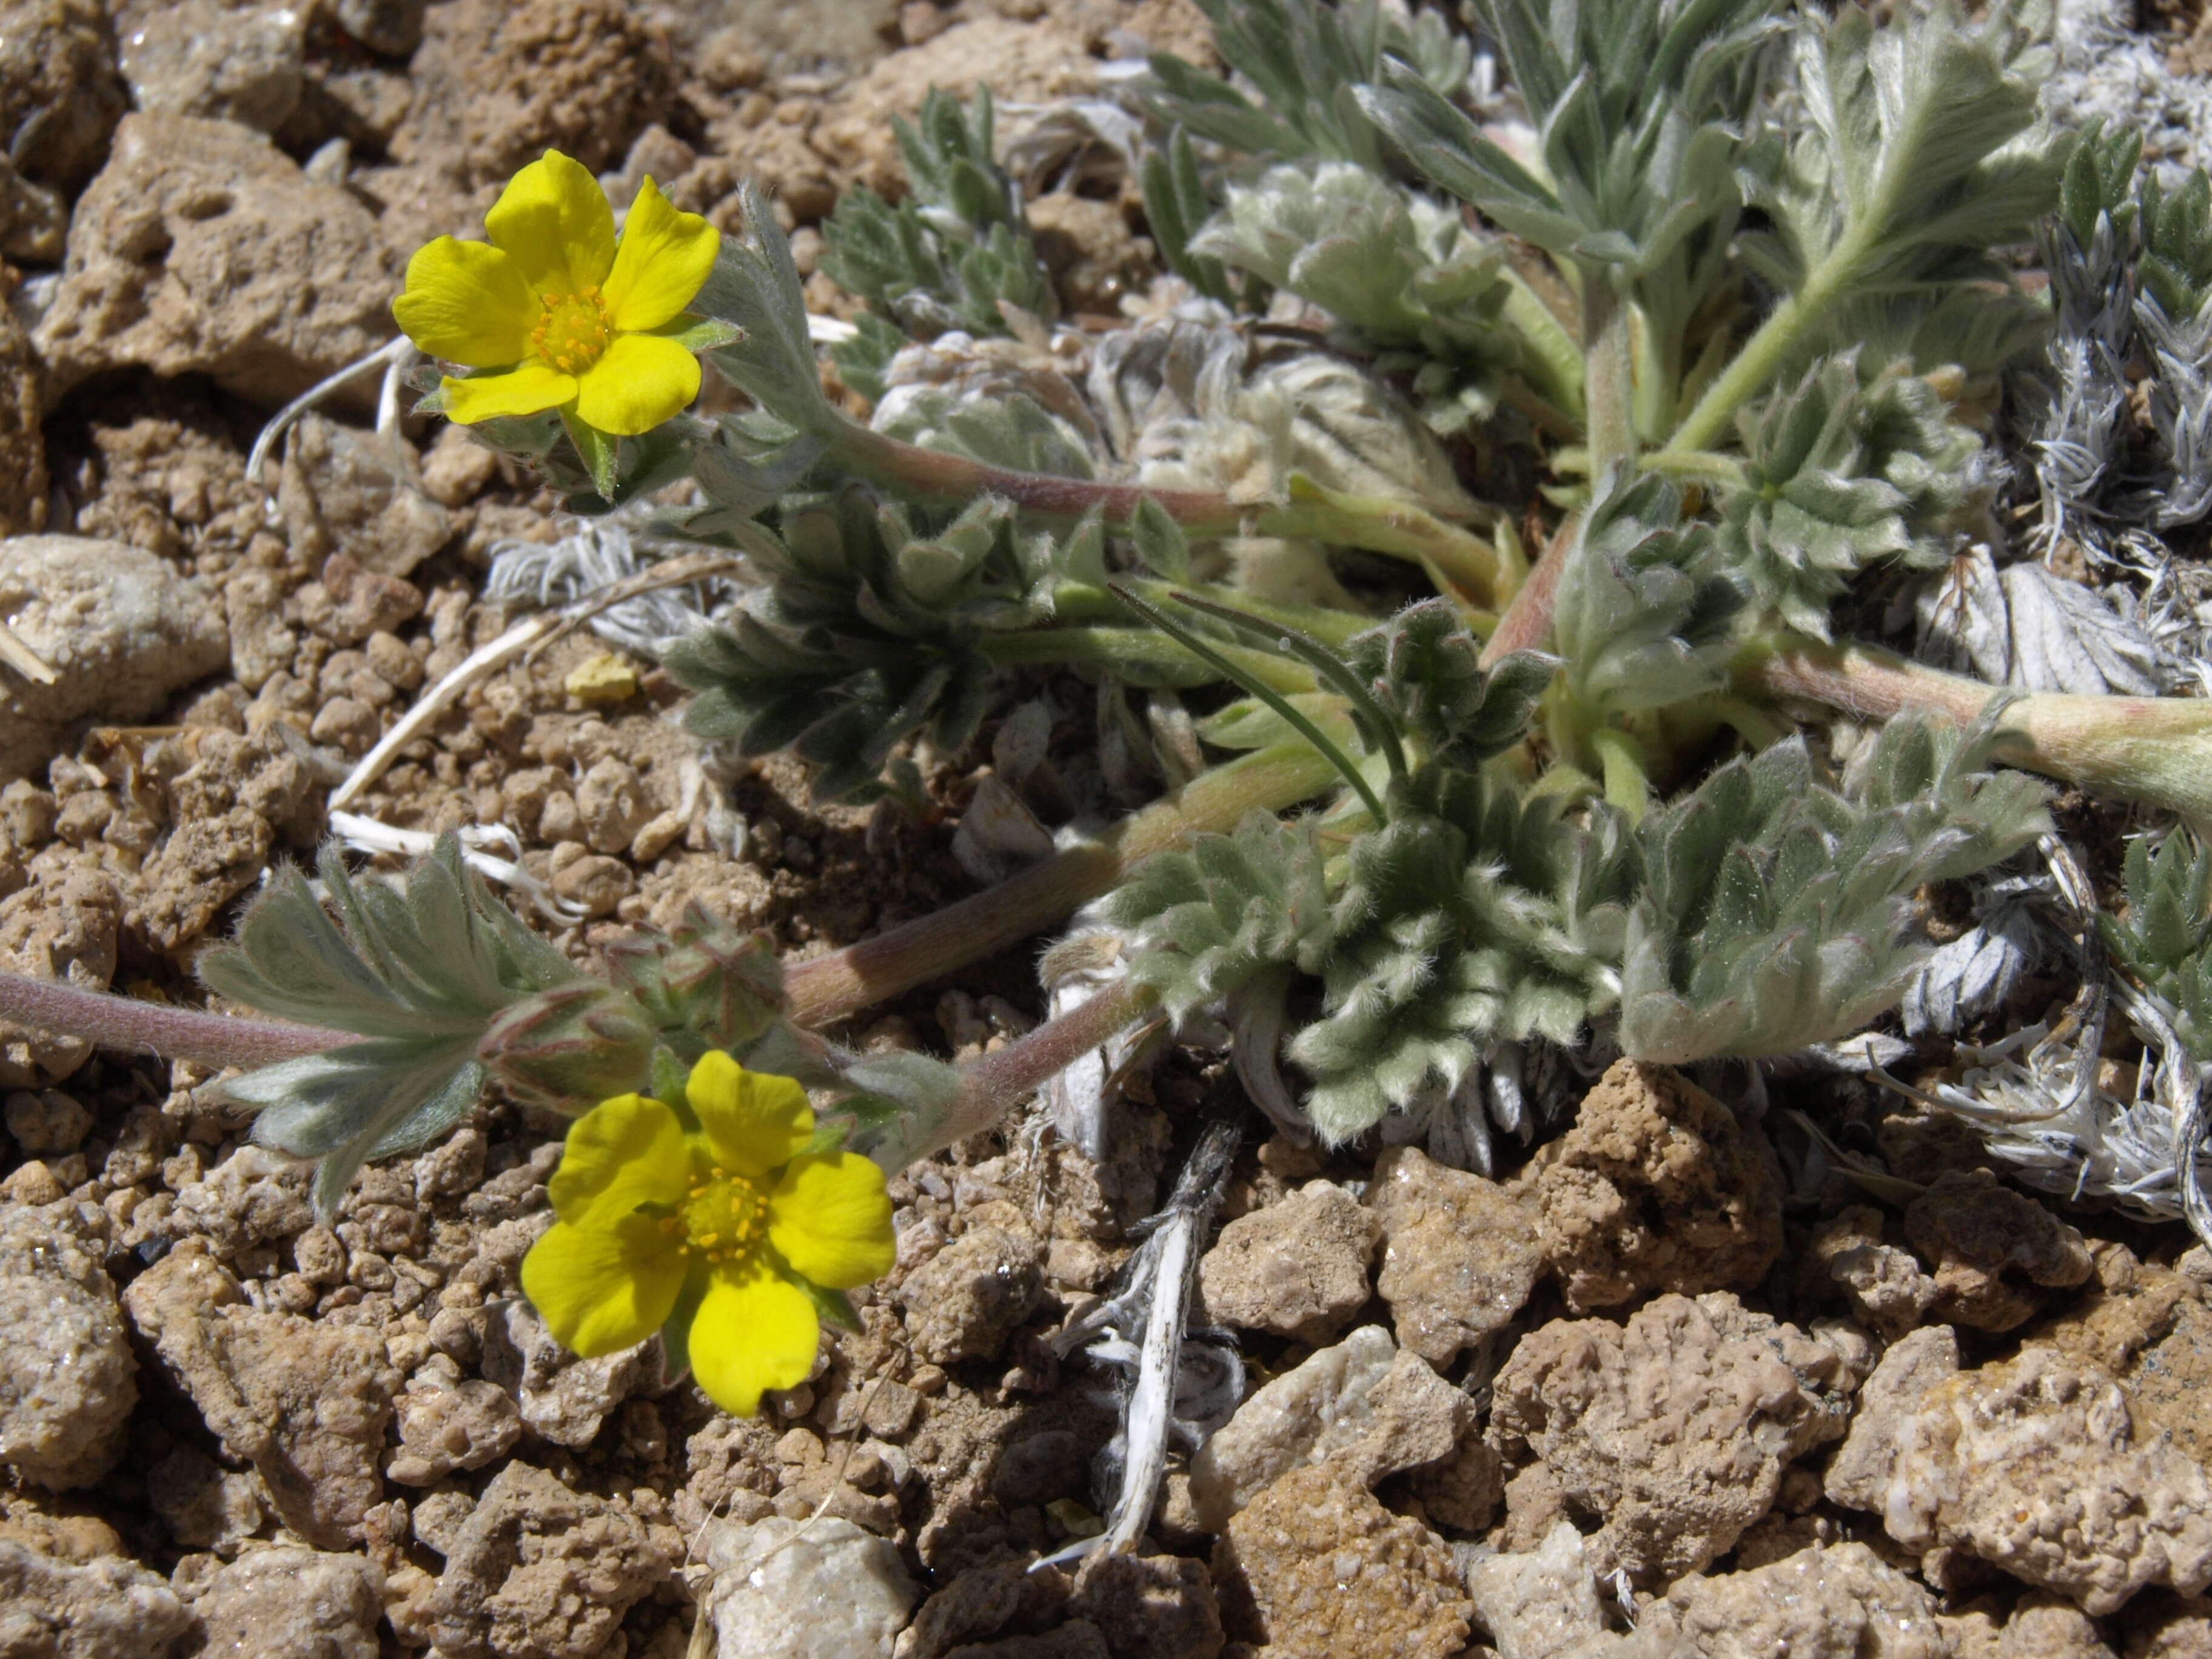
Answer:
[520,1051,894,1418]
[393,148,719,438]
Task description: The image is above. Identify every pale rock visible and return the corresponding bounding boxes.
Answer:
[0,537,228,779]
[183,1546,383,1659]
[1646,1542,1949,1659]
[122,1248,400,1548]
[1826,1327,2212,1614]
[116,0,304,132]
[35,113,399,404]
[1460,1521,1608,1659]
[328,0,427,56]
[146,1444,263,1552]
[0,866,119,1086]
[389,0,672,186]
[276,414,451,578]
[384,1355,523,1485]
[1187,1325,1493,1532]
[1938,1594,2119,1659]
[1903,1168,2092,1332]
[1067,1550,1224,1659]
[2028,1258,2212,1473]
[0,301,45,535]
[574,757,651,856]
[1806,1205,1939,1341]
[702,1515,918,1659]
[1489,1292,1856,1580]
[168,1143,313,1256]
[899,1219,1044,1364]
[1457,1521,1695,1659]
[1196,1179,1376,1344]
[0,1,127,194]
[480,1294,646,1448]
[1369,1145,1543,1366]
[0,1199,136,1490]
[1523,1059,1784,1313]
[0,1537,192,1659]
[1211,1464,1470,1659]
[426,1460,668,1659]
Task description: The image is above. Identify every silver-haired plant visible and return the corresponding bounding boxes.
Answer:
[8,0,2212,1235]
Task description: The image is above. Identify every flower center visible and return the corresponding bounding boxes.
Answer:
[666,1163,768,1267]
[531,286,611,376]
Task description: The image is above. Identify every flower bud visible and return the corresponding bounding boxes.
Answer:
[480,981,657,1111]
[605,902,783,1053]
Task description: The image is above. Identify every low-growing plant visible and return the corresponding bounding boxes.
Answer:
[10,0,2212,1404]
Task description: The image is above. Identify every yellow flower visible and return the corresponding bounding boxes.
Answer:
[392,149,720,439]
[519,1051,894,1418]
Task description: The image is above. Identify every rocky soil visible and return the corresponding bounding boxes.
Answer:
[5,2,2212,1657]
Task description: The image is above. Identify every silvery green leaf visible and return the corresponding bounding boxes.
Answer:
[821,88,1057,346]
[1620,726,2048,1062]
[1144,0,1470,169]
[1900,887,2045,1037]
[1359,0,1775,309]
[1715,354,1982,638]
[1916,547,2165,697]
[1141,126,1235,304]
[201,839,597,1216]
[1342,600,1552,771]
[1552,472,1740,719]
[1189,160,1517,396]
[694,182,833,434]
[668,483,1100,800]
[1748,4,2060,300]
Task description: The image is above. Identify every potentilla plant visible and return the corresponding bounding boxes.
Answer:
[10,0,2212,1410]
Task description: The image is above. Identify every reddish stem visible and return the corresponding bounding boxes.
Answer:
[0,970,355,1070]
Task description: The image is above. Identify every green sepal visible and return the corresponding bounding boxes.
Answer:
[657,314,746,354]
[659,1260,712,1382]
[560,407,620,501]
[650,1047,695,1119]
[800,1116,853,1157]
[794,1275,862,1335]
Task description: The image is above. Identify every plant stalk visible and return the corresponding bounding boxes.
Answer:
[1735,634,2212,823]
[1480,513,1577,666]
[830,423,1503,606]
[1582,273,1637,480]
[782,741,1342,1027]
[1663,227,1865,457]
[0,971,354,1070]
[917,978,1158,1162]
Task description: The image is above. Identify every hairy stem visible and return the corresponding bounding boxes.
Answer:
[1583,274,1637,480]
[0,971,354,1070]
[830,423,1503,606]
[1480,513,1577,666]
[783,742,1342,1027]
[1663,234,1860,456]
[1735,634,2212,822]
[919,979,1158,1162]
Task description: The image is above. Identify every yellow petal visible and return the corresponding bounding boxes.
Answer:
[768,1151,895,1290]
[484,149,616,297]
[603,177,720,332]
[686,1256,820,1417]
[684,1051,813,1178]
[546,1092,689,1225]
[393,237,534,367]
[520,1212,687,1357]
[571,332,702,435]
[441,362,577,424]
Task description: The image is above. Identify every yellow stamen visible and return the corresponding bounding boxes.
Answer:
[530,286,612,376]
